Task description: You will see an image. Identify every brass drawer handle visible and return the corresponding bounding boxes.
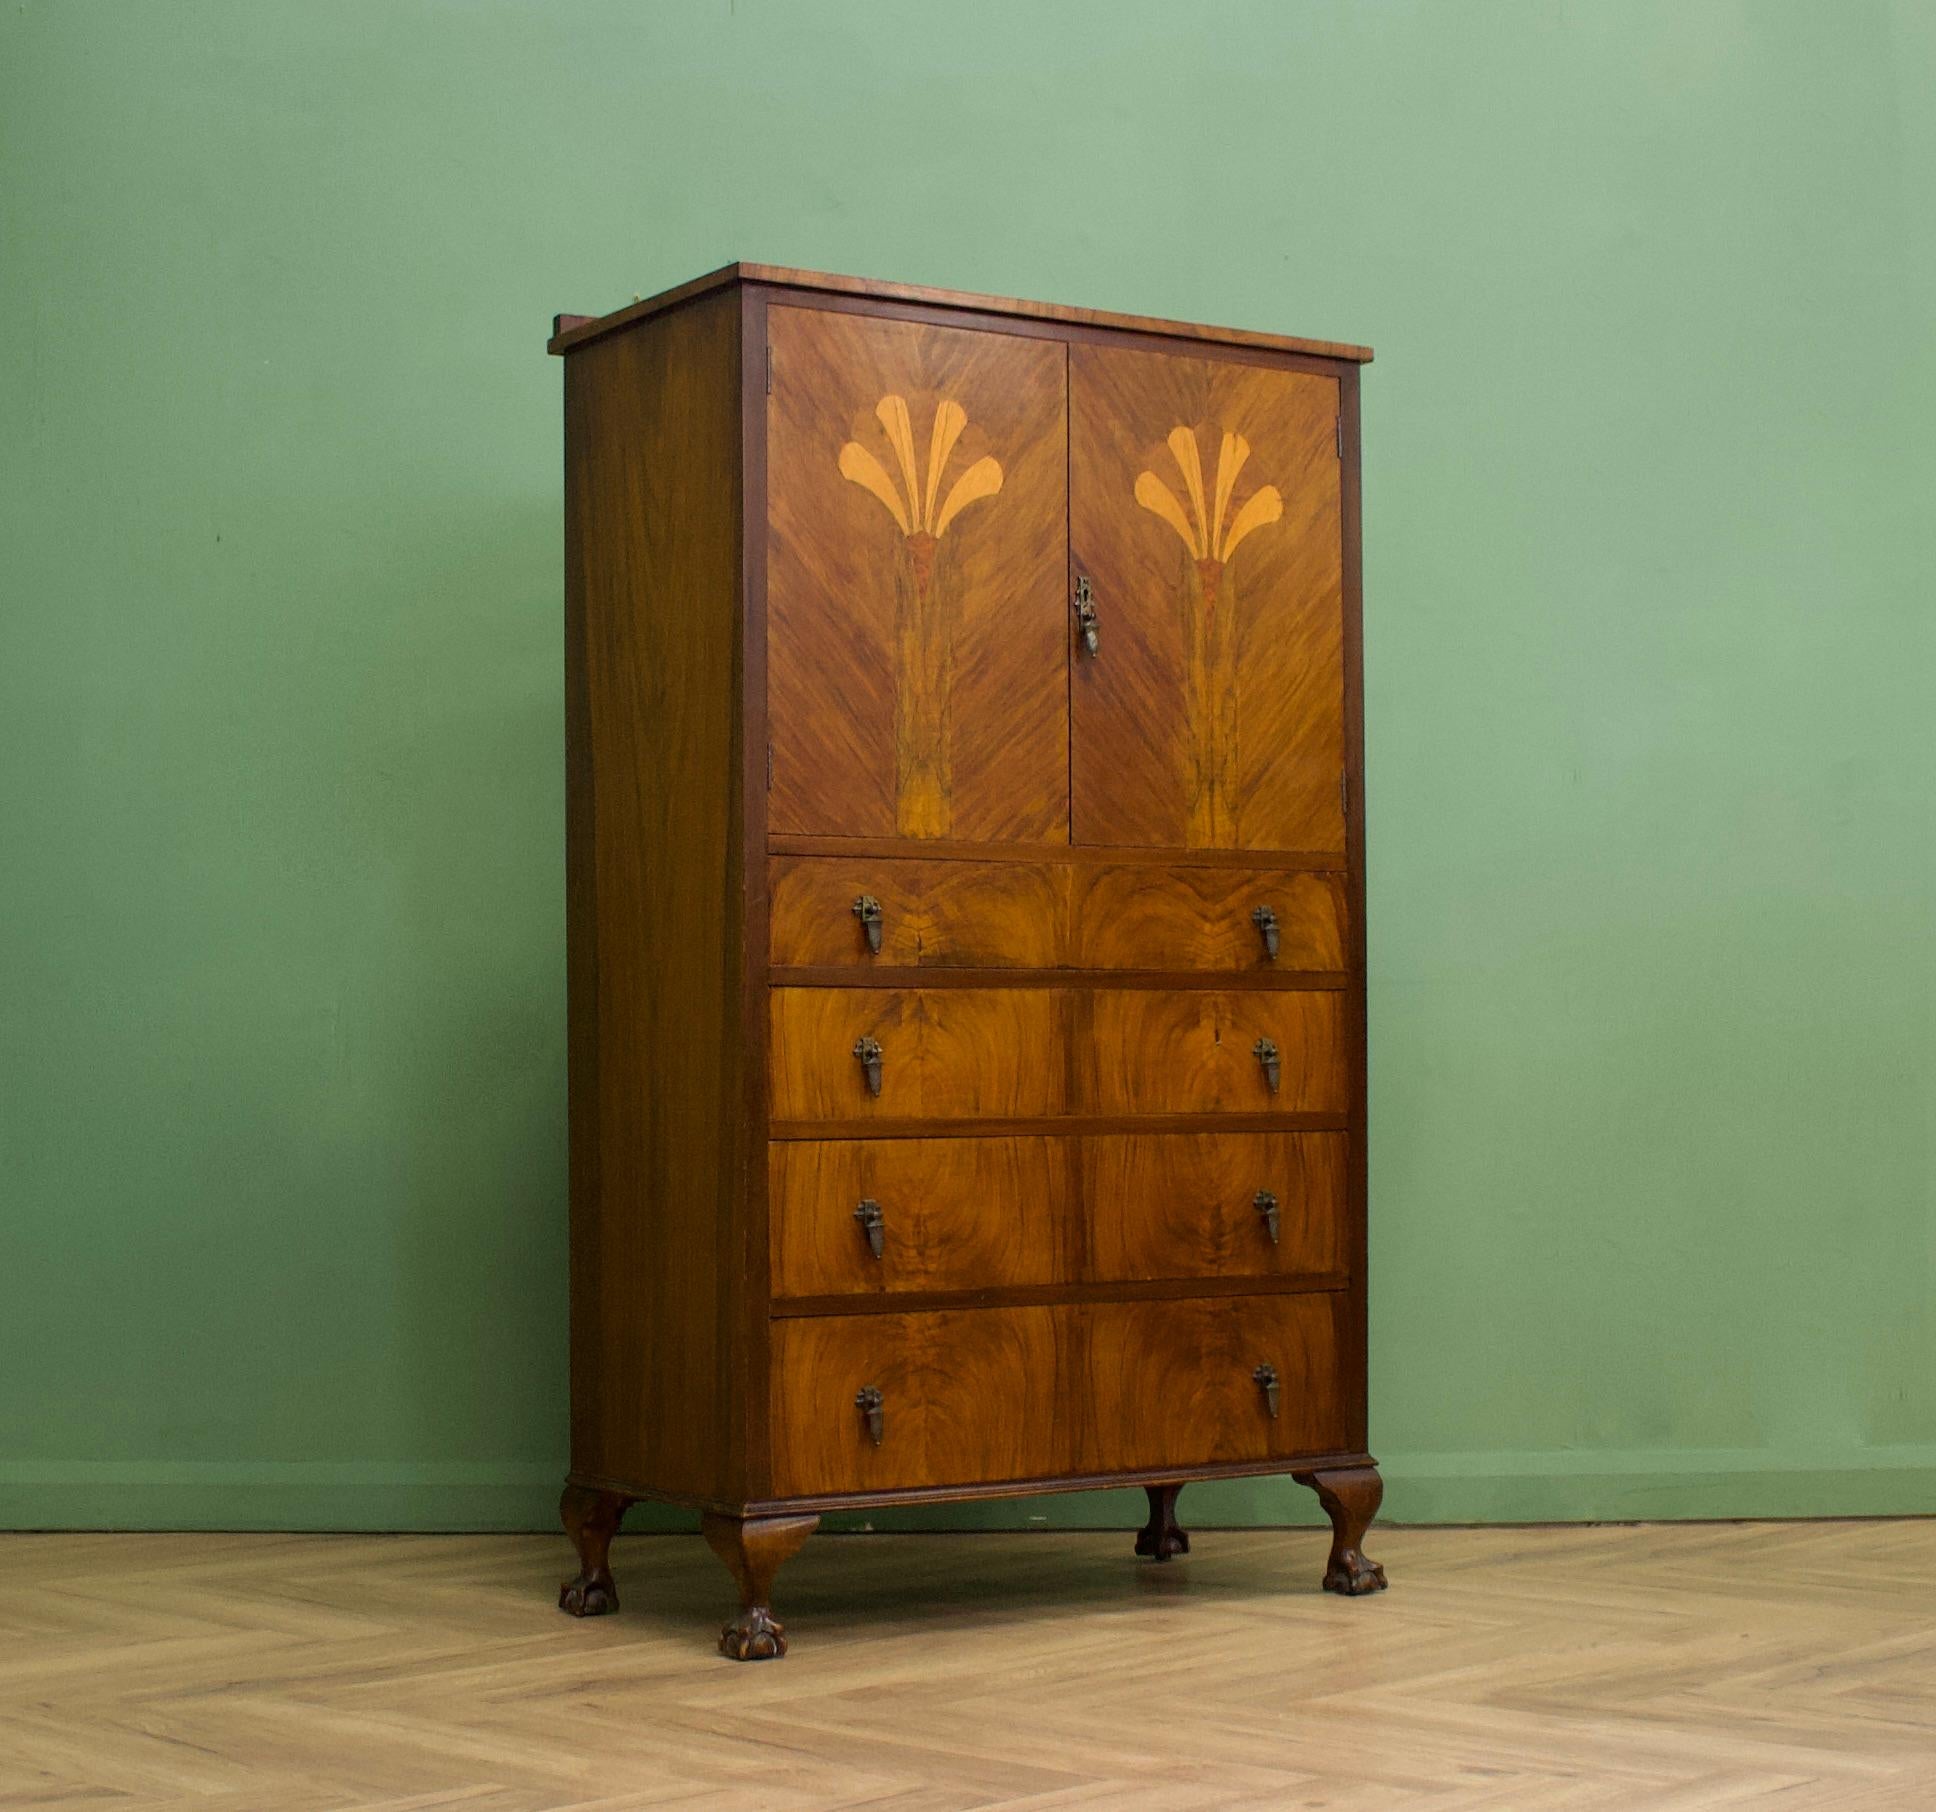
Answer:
[1253,1037,1280,1094]
[853,1198,885,1259]
[1073,575,1100,657]
[853,1035,884,1097]
[855,1385,884,1446]
[1251,904,1279,961]
[1254,1190,1280,1245]
[852,893,884,955]
[1253,1363,1280,1419]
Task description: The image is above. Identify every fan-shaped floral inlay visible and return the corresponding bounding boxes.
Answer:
[1134,427,1282,608]
[839,396,1003,587]
[835,394,1004,838]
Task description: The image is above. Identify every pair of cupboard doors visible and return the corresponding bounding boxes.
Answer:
[766,300,1356,857]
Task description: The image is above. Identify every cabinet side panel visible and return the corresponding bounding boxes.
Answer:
[564,292,745,1502]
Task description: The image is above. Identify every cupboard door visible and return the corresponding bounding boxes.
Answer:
[766,306,1069,842]
[1070,344,1345,853]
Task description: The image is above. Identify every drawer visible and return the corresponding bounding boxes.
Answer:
[768,855,1347,973]
[767,1294,1351,1496]
[1078,1294,1352,1472]
[769,988,1065,1121]
[770,1136,1073,1298]
[1067,867,1346,971]
[770,1307,1066,1494]
[1078,990,1348,1115]
[770,988,1346,1123]
[769,856,1064,968]
[769,1131,1346,1299]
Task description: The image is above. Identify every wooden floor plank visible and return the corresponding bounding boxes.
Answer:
[1,1523,1934,1808]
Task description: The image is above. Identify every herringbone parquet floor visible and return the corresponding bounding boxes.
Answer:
[3,1521,1933,1809]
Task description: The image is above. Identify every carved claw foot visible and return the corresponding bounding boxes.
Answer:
[558,1481,631,1618]
[701,1512,819,1662]
[559,1572,619,1616]
[719,1606,788,1660]
[1135,1483,1190,1561]
[1293,1463,1388,1598]
[1323,1549,1388,1596]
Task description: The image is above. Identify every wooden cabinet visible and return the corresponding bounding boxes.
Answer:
[551,264,1382,1661]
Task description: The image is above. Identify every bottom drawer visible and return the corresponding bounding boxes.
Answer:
[769,1293,1351,1497]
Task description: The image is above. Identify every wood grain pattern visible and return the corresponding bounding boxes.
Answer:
[1078,990,1348,1115]
[1071,343,1345,852]
[19,1524,1936,1807]
[769,987,1065,1121]
[548,261,1376,363]
[1068,864,1346,969]
[770,1136,1071,1298]
[768,853,1064,967]
[1079,1293,1349,1473]
[770,1308,1066,1495]
[1085,1131,1346,1281]
[770,853,1346,971]
[771,1131,1345,1300]
[771,1294,1346,1494]
[766,305,1068,841]
[563,290,747,1504]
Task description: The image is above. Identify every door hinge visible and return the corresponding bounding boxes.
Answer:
[765,346,773,395]
[766,744,774,789]
[1340,770,1349,815]
[1335,415,1344,458]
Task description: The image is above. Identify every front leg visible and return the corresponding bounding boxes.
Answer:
[558,1481,632,1616]
[1291,1463,1387,1596]
[1134,1483,1190,1561]
[700,1512,820,1660]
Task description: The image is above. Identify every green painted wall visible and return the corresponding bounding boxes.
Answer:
[4,1,1932,1533]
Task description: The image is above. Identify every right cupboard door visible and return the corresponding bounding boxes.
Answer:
[1070,344,1346,854]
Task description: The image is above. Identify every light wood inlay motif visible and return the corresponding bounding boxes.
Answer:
[767,306,1069,842]
[1071,343,1344,852]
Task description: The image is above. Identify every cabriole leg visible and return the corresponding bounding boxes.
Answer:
[1292,1463,1387,1596]
[1135,1482,1190,1561]
[558,1482,632,1616]
[700,1512,820,1660]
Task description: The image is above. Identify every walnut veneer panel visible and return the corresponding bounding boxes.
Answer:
[1077,990,1348,1115]
[771,1309,1066,1495]
[769,854,1345,972]
[766,306,1069,842]
[562,291,746,1502]
[1070,343,1345,853]
[770,1131,1346,1300]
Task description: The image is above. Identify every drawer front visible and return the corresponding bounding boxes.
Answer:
[771,988,1345,1124]
[770,1131,1347,1300]
[768,1295,1351,1496]
[1078,990,1348,1115]
[770,988,1065,1122]
[1085,1132,1347,1282]
[771,1308,1066,1494]
[768,855,1347,973]
[1078,1294,1352,1473]
[769,856,1064,968]
[1067,867,1346,971]
[771,1137,1071,1298]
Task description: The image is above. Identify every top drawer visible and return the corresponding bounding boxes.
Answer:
[769,856,1346,972]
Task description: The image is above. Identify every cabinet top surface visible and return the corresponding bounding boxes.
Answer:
[547,262,1373,365]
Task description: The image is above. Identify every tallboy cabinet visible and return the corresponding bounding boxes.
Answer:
[548,265,1382,1660]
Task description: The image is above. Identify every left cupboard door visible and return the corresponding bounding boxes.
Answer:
[765,305,1071,842]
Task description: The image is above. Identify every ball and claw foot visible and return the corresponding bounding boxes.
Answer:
[559,1570,618,1617]
[1135,1483,1190,1562]
[719,1607,788,1660]
[1322,1548,1387,1596]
